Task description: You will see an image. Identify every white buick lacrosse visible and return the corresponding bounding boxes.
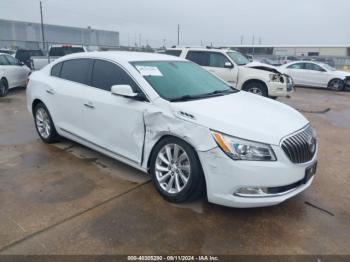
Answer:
[27,51,317,208]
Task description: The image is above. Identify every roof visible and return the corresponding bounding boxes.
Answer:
[228,44,350,48]
[64,51,186,62]
[167,47,235,52]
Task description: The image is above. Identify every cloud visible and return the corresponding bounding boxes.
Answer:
[1,0,350,47]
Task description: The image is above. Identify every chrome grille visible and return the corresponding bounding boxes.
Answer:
[281,125,316,164]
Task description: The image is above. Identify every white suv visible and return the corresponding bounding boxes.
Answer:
[165,47,294,98]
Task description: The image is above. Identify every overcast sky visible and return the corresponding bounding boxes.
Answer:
[2,0,350,47]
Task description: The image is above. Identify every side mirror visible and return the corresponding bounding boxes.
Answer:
[111,85,146,101]
[224,62,234,69]
[18,61,25,66]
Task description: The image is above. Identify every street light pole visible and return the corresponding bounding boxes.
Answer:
[40,1,46,50]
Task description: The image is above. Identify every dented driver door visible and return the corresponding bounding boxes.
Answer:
[81,59,150,165]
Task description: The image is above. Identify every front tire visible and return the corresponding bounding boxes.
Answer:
[244,81,268,97]
[33,102,61,143]
[150,137,205,203]
[0,79,9,97]
[328,78,344,91]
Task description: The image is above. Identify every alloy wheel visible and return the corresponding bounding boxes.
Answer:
[329,79,344,91]
[155,144,191,194]
[35,108,51,139]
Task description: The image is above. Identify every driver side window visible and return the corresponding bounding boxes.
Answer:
[91,60,140,92]
[208,52,230,68]
[4,55,19,66]
[305,63,324,72]
[0,55,10,65]
[287,63,304,69]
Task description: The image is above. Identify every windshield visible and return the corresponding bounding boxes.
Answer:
[227,52,250,65]
[132,61,237,102]
[321,63,336,71]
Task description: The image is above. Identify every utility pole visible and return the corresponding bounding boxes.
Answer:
[252,35,255,55]
[139,33,142,47]
[240,35,244,45]
[177,24,180,46]
[40,1,46,50]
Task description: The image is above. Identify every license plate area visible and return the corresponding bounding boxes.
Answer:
[304,161,317,184]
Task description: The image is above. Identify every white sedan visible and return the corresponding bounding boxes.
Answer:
[26,52,317,208]
[0,53,31,97]
[280,61,350,91]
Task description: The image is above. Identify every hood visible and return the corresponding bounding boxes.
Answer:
[242,61,287,75]
[332,70,350,78]
[171,92,308,145]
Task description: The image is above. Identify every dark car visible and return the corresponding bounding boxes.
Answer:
[15,49,44,69]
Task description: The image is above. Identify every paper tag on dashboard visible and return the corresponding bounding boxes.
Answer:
[136,66,163,76]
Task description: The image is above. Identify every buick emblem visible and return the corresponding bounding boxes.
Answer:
[307,136,316,154]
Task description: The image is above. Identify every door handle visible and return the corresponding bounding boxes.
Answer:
[46,89,55,95]
[84,102,95,109]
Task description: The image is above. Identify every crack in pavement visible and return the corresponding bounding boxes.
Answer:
[0,180,152,253]
[305,201,335,217]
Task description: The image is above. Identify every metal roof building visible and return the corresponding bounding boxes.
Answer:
[227,45,350,57]
[0,19,119,50]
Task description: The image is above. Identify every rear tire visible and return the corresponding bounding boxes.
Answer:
[328,78,344,91]
[244,81,268,97]
[33,102,61,143]
[0,79,9,97]
[150,137,205,203]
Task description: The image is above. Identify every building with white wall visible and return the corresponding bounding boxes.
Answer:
[0,19,119,50]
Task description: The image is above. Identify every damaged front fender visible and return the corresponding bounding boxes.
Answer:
[141,107,217,170]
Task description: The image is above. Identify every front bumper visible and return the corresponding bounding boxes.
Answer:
[344,76,350,90]
[198,144,317,208]
[268,76,294,97]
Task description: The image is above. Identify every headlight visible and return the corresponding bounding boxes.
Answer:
[212,131,276,161]
[269,73,284,83]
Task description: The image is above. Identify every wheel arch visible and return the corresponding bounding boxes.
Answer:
[327,77,344,88]
[146,134,204,174]
[242,79,268,94]
[32,98,44,115]
[1,77,8,87]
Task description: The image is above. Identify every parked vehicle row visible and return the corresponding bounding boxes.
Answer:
[27,51,318,208]
[0,45,87,97]
[14,49,44,69]
[31,45,87,70]
[165,47,294,98]
[280,61,350,91]
[0,53,31,97]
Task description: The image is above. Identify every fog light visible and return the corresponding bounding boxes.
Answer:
[235,187,268,197]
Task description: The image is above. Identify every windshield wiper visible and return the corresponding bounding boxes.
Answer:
[169,94,204,102]
[170,89,236,102]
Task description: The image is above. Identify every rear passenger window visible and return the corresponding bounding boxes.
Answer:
[164,50,182,57]
[51,63,62,77]
[60,59,92,85]
[186,51,210,66]
[91,60,139,92]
